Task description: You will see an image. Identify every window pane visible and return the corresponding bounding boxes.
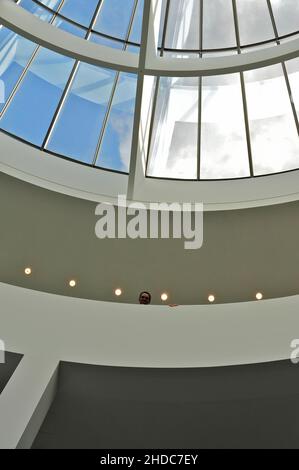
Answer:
[271,0,299,36]
[0,29,37,113]
[128,0,144,44]
[237,0,274,45]
[38,0,62,10]
[19,0,55,22]
[165,0,200,51]
[53,17,86,38]
[203,0,236,50]
[244,64,299,175]
[94,0,136,39]
[46,63,116,164]
[0,48,75,145]
[59,0,98,27]
[147,76,198,179]
[286,58,299,118]
[96,72,137,172]
[201,74,250,179]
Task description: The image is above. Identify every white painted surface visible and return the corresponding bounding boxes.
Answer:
[0,132,128,202]
[0,354,58,449]
[0,278,298,448]
[1,131,299,209]
[0,282,298,368]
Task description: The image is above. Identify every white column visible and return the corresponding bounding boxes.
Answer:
[127,0,163,200]
[0,354,59,449]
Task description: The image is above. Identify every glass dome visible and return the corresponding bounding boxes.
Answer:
[0,0,298,180]
[19,0,144,51]
[158,0,299,57]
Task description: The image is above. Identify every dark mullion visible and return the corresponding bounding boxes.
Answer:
[160,0,171,57]
[197,0,203,180]
[282,62,299,136]
[232,0,254,177]
[145,0,172,176]
[267,0,299,136]
[0,0,65,121]
[92,0,139,166]
[144,77,161,177]
[42,0,103,149]
[267,0,279,39]
[86,0,105,37]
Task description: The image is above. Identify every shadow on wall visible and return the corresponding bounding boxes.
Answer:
[33,359,299,449]
[0,351,23,394]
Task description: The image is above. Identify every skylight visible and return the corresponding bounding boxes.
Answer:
[0,0,298,179]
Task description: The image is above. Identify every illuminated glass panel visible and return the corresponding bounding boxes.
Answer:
[237,0,274,45]
[147,76,198,179]
[200,74,250,179]
[271,0,299,36]
[164,0,200,51]
[286,58,299,118]
[202,0,236,50]
[244,64,299,175]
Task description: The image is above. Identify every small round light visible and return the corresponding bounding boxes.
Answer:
[115,288,122,297]
[69,280,76,288]
[24,267,32,276]
[256,292,263,300]
[208,295,215,303]
[161,293,168,302]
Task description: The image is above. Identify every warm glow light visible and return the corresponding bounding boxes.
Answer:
[69,280,76,288]
[115,288,122,297]
[208,295,215,303]
[256,292,263,300]
[24,267,32,276]
[161,293,168,302]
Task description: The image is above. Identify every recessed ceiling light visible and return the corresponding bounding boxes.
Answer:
[161,293,168,302]
[69,280,76,288]
[208,295,215,303]
[24,267,32,276]
[115,288,122,296]
[256,292,263,300]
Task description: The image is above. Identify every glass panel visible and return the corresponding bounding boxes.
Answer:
[94,0,136,39]
[0,29,37,113]
[147,76,198,179]
[203,0,236,50]
[271,0,299,36]
[128,0,144,44]
[201,74,250,179]
[244,64,299,175]
[53,17,87,38]
[59,0,99,27]
[96,72,137,172]
[19,0,55,22]
[46,63,116,164]
[164,0,200,51]
[38,0,62,10]
[286,58,299,117]
[237,0,274,45]
[0,47,75,145]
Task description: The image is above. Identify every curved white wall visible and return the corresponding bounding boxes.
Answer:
[1,282,299,368]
